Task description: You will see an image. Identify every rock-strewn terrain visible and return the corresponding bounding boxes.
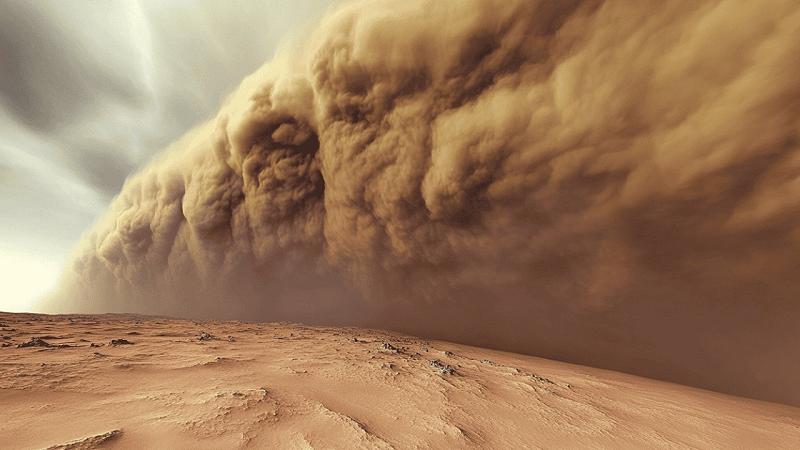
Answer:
[1,312,798,449]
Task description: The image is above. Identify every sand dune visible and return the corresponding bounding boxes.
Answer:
[1,311,798,449]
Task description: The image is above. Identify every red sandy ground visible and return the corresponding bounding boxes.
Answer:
[1,312,799,449]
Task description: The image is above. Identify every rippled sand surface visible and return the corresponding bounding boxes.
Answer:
[1,311,798,449]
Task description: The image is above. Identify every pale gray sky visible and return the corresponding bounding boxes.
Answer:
[0,0,333,311]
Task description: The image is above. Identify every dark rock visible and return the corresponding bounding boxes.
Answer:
[18,337,53,348]
[227,335,236,342]
[110,339,134,346]
[430,359,457,375]
[530,373,555,385]
[90,343,104,348]
[198,332,215,341]
[381,342,400,353]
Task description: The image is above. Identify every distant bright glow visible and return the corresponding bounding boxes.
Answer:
[0,249,64,312]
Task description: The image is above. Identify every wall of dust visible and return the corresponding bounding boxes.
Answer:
[48,0,800,405]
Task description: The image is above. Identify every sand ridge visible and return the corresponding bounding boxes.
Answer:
[1,311,799,449]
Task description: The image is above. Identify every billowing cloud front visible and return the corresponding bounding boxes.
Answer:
[50,0,800,404]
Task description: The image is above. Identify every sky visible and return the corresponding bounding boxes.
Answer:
[0,0,332,312]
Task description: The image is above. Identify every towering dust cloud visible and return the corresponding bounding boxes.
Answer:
[51,0,800,404]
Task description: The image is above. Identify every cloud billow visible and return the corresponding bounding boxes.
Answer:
[51,0,800,404]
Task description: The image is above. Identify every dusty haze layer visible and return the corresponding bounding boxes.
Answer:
[49,0,800,405]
